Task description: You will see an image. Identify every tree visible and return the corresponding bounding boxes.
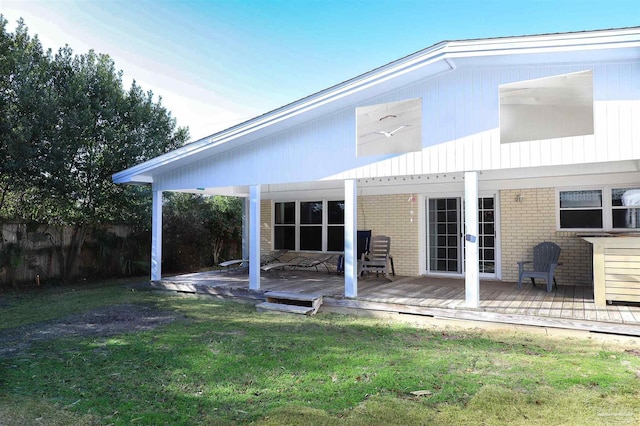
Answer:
[0,17,190,281]
[206,195,243,265]
[162,193,242,272]
[0,18,57,215]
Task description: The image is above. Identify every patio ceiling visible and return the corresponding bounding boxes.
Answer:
[170,159,640,200]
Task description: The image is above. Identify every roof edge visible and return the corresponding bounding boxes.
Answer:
[113,27,640,185]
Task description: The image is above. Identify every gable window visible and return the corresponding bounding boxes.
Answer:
[558,186,640,230]
[274,200,345,252]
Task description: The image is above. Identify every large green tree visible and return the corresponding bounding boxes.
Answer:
[0,18,56,214]
[0,17,190,281]
[162,193,243,272]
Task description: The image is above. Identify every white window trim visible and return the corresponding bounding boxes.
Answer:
[419,191,500,279]
[556,185,640,232]
[273,200,345,253]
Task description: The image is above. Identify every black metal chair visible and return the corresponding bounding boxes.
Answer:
[517,242,561,292]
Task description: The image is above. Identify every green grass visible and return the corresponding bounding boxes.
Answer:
[1,281,640,425]
[0,277,154,329]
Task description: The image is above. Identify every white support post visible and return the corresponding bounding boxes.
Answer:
[249,185,261,290]
[344,179,358,298]
[242,197,250,261]
[151,189,163,281]
[464,171,479,308]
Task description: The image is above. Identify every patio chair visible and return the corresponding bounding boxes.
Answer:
[357,230,372,259]
[218,258,249,272]
[517,242,561,292]
[260,249,288,266]
[359,235,392,278]
[219,249,288,272]
[291,254,335,274]
[261,254,335,275]
[337,230,371,274]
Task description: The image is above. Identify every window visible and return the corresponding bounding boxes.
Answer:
[478,197,496,274]
[559,190,603,229]
[558,186,640,230]
[327,201,345,252]
[612,188,640,229]
[274,202,295,249]
[300,201,323,251]
[274,200,345,252]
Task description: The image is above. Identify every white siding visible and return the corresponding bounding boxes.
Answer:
[332,61,639,180]
[154,60,639,192]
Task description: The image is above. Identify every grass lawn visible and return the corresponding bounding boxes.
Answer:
[1,279,640,425]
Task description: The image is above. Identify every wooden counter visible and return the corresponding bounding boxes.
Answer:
[582,235,640,306]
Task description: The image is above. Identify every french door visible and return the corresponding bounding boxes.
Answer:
[427,198,462,273]
[426,196,496,275]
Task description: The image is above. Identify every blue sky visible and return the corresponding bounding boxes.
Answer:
[3,0,639,140]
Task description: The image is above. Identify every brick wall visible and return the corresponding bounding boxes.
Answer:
[260,200,272,254]
[357,194,420,276]
[259,196,419,274]
[500,188,593,286]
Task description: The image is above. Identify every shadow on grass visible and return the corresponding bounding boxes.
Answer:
[1,295,640,424]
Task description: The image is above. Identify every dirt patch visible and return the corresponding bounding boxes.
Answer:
[0,304,179,359]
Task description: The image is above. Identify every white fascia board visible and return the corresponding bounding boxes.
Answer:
[131,175,153,184]
[112,45,454,185]
[111,173,153,185]
[112,28,640,186]
[445,27,640,55]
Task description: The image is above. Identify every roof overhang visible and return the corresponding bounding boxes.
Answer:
[113,27,640,186]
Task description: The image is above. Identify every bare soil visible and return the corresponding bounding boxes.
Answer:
[0,303,180,359]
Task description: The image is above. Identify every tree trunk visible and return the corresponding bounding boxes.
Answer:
[52,227,68,282]
[212,237,224,266]
[64,225,87,280]
[50,225,87,282]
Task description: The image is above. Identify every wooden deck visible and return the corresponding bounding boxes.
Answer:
[154,269,640,337]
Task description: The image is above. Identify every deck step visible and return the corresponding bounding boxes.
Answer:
[256,302,316,315]
[256,291,323,315]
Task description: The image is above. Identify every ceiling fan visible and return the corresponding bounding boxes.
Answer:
[364,124,411,138]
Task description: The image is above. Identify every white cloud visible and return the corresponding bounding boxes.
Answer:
[2,3,261,141]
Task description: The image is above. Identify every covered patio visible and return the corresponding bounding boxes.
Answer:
[114,29,640,339]
[151,269,640,337]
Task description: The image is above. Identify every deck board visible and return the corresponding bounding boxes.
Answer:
[618,306,638,324]
[157,270,640,337]
[526,288,548,316]
[560,286,575,319]
[572,286,585,320]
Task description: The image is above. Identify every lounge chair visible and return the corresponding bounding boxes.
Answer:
[517,242,561,292]
[260,249,289,266]
[261,254,336,275]
[219,258,249,272]
[219,249,288,271]
[291,254,335,274]
[359,235,392,278]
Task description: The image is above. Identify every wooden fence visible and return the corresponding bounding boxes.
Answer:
[0,222,148,287]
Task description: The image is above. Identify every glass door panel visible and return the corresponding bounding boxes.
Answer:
[478,197,496,274]
[428,198,461,273]
[427,196,497,276]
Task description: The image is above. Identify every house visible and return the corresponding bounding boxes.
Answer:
[113,27,640,308]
